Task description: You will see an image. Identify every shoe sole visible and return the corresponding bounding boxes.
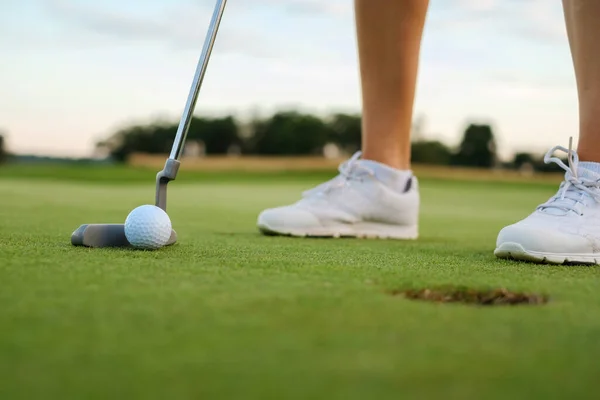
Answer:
[258,222,418,240]
[494,242,600,265]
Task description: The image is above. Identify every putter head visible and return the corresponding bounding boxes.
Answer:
[70,159,182,248]
[71,224,178,248]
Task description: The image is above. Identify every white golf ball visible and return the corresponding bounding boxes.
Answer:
[124,205,172,249]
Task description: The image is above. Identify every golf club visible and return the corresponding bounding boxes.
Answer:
[71,0,228,248]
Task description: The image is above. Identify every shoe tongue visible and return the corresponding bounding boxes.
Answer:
[576,162,600,180]
[355,160,413,192]
[542,161,600,216]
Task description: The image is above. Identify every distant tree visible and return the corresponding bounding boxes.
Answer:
[251,111,330,155]
[513,152,535,170]
[452,123,497,168]
[0,133,8,164]
[98,116,241,162]
[186,116,240,154]
[411,140,452,165]
[240,117,266,154]
[534,155,568,173]
[99,124,168,162]
[510,152,566,173]
[327,113,361,153]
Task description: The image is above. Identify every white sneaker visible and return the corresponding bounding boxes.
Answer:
[257,152,419,239]
[495,143,600,264]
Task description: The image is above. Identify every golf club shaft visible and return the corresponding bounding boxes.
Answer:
[169,0,227,160]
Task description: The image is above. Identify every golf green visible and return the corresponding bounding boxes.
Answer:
[1,166,598,399]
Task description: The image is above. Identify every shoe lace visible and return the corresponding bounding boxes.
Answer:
[302,151,375,198]
[537,138,600,215]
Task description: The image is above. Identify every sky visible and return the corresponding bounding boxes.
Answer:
[0,0,579,159]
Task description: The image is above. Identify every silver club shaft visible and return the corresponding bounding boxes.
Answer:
[169,0,228,160]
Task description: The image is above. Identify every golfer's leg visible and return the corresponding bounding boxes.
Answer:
[256,0,428,238]
[356,0,429,170]
[495,0,600,264]
[563,0,600,161]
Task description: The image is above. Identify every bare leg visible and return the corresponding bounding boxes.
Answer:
[257,1,428,239]
[563,0,600,162]
[354,0,429,170]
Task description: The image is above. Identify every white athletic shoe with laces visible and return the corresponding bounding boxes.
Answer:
[257,152,419,239]
[495,142,600,264]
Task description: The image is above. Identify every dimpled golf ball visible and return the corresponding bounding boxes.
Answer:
[124,205,172,249]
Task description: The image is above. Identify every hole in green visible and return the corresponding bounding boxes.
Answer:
[389,285,549,306]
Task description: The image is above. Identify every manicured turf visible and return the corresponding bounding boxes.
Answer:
[1,166,599,399]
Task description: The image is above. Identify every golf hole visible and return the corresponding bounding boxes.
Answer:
[389,286,549,306]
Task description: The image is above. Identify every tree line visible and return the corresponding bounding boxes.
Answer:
[94,111,560,172]
[0,112,563,172]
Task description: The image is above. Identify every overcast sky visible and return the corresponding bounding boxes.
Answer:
[0,0,578,158]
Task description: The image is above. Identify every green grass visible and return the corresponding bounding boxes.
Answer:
[0,163,336,184]
[1,165,599,399]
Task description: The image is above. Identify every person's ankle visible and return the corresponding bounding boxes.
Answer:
[357,159,414,193]
[576,150,600,164]
[361,154,410,170]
